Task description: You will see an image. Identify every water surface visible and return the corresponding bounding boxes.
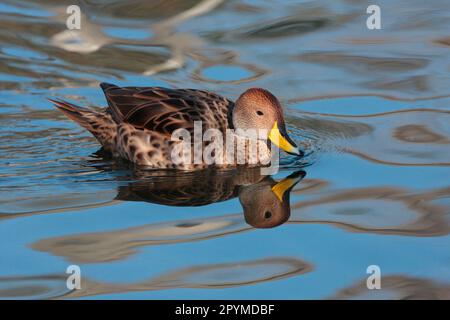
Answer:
[1,0,450,299]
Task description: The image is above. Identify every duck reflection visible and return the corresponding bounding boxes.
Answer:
[30,167,305,264]
[115,167,305,228]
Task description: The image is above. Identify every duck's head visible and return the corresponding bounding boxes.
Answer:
[239,171,305,228]
[233,88,303,157]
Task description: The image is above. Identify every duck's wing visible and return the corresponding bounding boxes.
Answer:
[100,83,233,136]
[115,169,241,206]
[117,182,238,207]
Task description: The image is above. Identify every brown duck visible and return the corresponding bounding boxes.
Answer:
[50,83,302,169]
[115,167,306,228]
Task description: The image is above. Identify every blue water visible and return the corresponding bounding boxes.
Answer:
[0,0,449,299]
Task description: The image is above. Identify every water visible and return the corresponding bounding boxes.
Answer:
[1,0,450,299]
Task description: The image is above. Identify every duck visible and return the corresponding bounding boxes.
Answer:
[113,167,306,228]
[50,83,303,169]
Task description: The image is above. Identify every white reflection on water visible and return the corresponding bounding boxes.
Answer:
[0,0,449,299]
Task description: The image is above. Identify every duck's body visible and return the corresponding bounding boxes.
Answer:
[51,83,301,169]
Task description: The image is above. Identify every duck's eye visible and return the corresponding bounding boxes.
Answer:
[264,211,272,219]
[256,110,264,116]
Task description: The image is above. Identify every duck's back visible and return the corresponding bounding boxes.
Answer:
[100,83,234,137]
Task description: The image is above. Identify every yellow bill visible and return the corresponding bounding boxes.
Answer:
[271,176,300,202]
[268,121,301,156]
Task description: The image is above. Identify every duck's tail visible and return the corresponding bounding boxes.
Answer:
[49,98,96,129]
[49,98,117,151]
